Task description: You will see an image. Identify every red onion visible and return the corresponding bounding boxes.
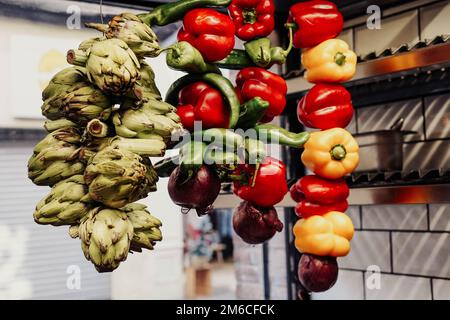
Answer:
[232,201,283,244]
[298,253,339,292]
[168,165,221,216]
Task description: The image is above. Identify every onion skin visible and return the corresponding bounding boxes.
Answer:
[298,253,338,292]
[232,201,283,244]
[168,165,221,216]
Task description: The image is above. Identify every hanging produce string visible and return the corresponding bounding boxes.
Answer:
[99,0,104,25]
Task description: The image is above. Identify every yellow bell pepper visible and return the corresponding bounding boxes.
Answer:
[302,39,357,83]
[293,211,354,257]
[301,128,359,179]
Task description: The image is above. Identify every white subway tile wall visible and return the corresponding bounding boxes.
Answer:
[340,231,392,272]
[429,204,450,231]
[361,205,428,230]
[432,279,450,300]
[420,1,450,40]
[392,232,450,278]
[365,274,432,300]
[312,270,365,300]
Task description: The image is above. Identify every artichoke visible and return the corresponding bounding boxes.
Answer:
[44,119,77,132]
[80,136,166,163]
[79,207,134,272]
[67,38,140,96]
[41,67,86,120]
[78,37,104,52]
[84,146,159,208]
[34,175,92,226]
[86,13,160,58]
[113,100,181,143]
[129,62,161,100]
[41,67,113,124]
[122,203,162,252]
[28,128,85,186]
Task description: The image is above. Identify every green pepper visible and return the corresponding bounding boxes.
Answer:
[164,41,221,74]
[200,128,244,150]
[179,140,207,178]
[217,24,295,69]
[254,124,310,148]
[236,97,269,130]
[243,138,266,165]
[215,50,255,70]
[244,38,272,68]
[204,147,239,166]
[154,156,179,177]
[166,73,240,128]
[138,0,232,26]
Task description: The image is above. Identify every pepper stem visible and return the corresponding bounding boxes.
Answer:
[243,9,257,24]
[335,52,346,66]
[284,23,295,55]
[251,162,260,188]
[331,144,347,161]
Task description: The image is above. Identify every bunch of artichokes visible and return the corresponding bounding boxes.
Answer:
[28,11,179,272]
[84,146,159,208]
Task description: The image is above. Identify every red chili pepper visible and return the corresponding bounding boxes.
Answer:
[290,175,349,204]
[288,0,343,49]
[236,67,287,123]
[228,0,275,41]
[233,157,288,207]
[178,8,235,62]
[297,84,354,130]
[177,81,230,131]
[295,200,349,219]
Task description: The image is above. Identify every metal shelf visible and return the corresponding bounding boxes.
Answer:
[286,41,450,96]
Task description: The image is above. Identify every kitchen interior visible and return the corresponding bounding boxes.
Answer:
[0,0,449,300]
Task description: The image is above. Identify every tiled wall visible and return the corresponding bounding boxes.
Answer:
[314,0,450,300]
[313,205,450,300]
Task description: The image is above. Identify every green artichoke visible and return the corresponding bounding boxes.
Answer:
[67,38,140,96]
[41,67,113,124]
[78,37,104,52]
[80,136,166,163]
[129,62,161,100]
[41,67,86,120]
[122,203,162,252]
[34,175,92,226]
[84,146,159,208]
[44,118,77,132]
[28,128,85,186]
[113,100,181,143]
[86,13,160,58]
[79,206,134,272]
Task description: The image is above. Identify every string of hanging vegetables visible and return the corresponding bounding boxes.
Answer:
[27,0,360,295]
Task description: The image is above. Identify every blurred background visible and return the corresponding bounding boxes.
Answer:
[1,0,450,300]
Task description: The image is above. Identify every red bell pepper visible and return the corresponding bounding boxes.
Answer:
[295,200,349,219]
[177,81,230,131]
[288,0,343,49]
[290,175,349,204]
[233,157,288,207]
[297,84,354,130]
[178,8,235,62]
[236,67,287,123]
[228,0,275,41]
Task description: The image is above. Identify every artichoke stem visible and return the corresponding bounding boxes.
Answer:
[85,22,109,33]
[67,49,88,67]
[87,119,109,138]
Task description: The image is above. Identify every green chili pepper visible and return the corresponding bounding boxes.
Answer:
[166,73,240,128]
[179,140,207,178]
[204,147,239,166]
[218,24,295,69]
[244,38,272,68]
[165,41,221,74]
[236,97,269,130]
[200,128,244,150]
[254,124,310,148]
[154,156,179,177]
[215,50,255,70]
[243,138,266,165]
[138,0,232,26]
